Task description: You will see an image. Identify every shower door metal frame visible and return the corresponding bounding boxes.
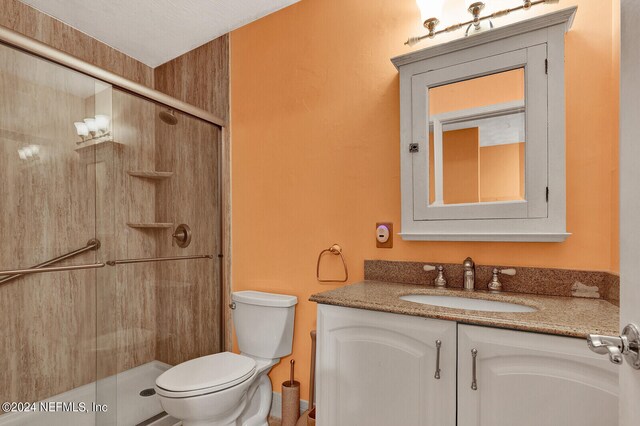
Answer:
[0,25,225,127]
[0,24,230,352]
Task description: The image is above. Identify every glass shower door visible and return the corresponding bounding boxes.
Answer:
[0,42,116,425]
[0,39,223,426]
[107,89,222,426]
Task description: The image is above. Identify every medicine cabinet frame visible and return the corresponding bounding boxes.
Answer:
[391,7,576,242]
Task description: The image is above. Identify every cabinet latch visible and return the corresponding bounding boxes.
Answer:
[409,143,419,153]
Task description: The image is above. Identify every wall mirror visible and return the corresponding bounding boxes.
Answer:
[428,69,525,206]
[393,7,576,241]
[411,46,547,222]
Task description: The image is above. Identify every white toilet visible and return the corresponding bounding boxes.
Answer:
[155,290,297,426]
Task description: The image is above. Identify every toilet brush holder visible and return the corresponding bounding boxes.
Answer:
[282,359,300,426]
[281,379,300,426]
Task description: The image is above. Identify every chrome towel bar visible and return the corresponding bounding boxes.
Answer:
[106,254,214,266]
[0,239,101,285]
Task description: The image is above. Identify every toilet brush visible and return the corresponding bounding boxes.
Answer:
[282,359,300,426]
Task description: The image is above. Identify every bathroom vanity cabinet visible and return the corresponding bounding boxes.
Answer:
[317,305,618,426]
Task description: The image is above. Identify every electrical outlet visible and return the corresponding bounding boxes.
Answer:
[376,222,393,248]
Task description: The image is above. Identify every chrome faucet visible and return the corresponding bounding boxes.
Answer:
[463,257,475,291]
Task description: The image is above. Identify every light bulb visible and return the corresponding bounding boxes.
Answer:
[95,115,110,132]
[84,118,97,133]
[74,122,89,137]
[416,0,445,23]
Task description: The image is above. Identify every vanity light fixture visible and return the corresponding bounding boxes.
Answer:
[406,0,560,47]
[83,117,98,135]
[94,114,110,133]
[415,0,445,39]
[75,115,111,144]
[17,144,40,161]
[74,121,89,137]
[465,0,492,35]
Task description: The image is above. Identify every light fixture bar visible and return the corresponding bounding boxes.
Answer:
[406,0,559,46]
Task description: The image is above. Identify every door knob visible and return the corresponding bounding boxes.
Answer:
[587,323,640,369]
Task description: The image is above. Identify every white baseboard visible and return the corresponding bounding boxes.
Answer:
[270,392,309,419]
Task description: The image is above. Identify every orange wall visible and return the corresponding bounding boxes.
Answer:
[230,0,620,398]
[429,68,524,115]
[442,128,480,204]
[430,128,482,205]
[479,143,526,202]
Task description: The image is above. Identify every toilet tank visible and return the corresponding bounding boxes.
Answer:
[232,291,297,359]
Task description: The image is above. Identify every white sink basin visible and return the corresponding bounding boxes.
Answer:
[400,294,537,313]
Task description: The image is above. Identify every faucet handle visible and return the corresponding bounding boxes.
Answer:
[424,265,447,287]
[434,265,447,288]
[487,268,516,292]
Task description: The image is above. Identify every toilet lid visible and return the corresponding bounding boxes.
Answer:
[156,352,256,394]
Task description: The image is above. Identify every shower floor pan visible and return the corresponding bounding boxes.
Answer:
[0,361,176,426]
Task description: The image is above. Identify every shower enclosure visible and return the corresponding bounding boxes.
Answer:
[0,31,224,426]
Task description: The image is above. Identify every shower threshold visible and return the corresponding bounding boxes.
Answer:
[0,361,177,426]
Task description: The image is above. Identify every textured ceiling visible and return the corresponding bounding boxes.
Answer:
[20,0,299,67]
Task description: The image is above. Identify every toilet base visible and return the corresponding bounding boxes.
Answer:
[162,363,275,426]
[238,374,272,426]
[172,390,249,426]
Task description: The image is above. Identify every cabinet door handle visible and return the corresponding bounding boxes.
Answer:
[471,348,478,391]
[434,340,441,379]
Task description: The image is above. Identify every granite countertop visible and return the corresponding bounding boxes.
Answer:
[309,280,619,338]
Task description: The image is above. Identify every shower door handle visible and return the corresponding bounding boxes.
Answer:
[106,254,213,266]
[0,239,101,285]
[0,263,105,276]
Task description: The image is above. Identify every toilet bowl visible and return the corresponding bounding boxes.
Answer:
[155,291,297,426]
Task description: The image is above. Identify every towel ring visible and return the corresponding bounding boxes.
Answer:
[316,244,348,283]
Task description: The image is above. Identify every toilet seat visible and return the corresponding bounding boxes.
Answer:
[156,352,256,398]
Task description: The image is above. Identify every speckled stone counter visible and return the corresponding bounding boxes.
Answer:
[310,280,619,338]
[364,260,620,305]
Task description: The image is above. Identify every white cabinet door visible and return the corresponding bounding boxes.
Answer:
[317,305,456,426]
[620,1,640,423]
[458,325,619,426]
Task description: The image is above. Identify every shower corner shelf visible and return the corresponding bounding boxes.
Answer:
[127,171,174,180]
[126,222,173,229]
